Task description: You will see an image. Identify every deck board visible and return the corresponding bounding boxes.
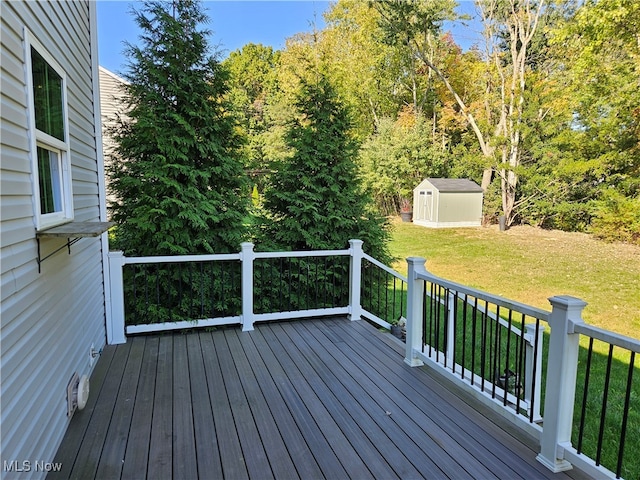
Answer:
[172,335,198,479]
[199,331,248,479]
[147,335,173,479]
[95,336,145,479]
[50,317,593,480]
[120,336,158,479]
[344,318,565,478]
[225,329,299,478]
[185,333,222,478]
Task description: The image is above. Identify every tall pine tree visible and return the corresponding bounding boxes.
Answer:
[259,72,390,262]
[108,0,248,255]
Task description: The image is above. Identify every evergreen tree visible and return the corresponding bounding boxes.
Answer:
[108,0,248,256]
[259,72,390,262]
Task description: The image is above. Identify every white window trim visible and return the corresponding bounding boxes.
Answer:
[24,28,74,231]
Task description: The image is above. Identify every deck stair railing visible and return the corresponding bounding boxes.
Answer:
[107,242,639,480]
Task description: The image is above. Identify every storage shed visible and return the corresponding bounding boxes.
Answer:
[413,178,483,228]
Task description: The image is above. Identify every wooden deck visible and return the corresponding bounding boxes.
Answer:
[50,317,592,479]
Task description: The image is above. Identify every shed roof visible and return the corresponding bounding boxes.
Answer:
[426,178,483,193]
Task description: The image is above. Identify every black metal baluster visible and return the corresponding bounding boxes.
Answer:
[314,257,320,309]
[156,263,162,320]
[177,262,184,321]
[442,287,449,367]
[199,262,204,318]
[516,313,526,416]
[480,300,489,392]
[428,282,436,355]
[422,281,428,353]
[391,277,398,321]
[277,257,282,312]
[529,318,541,423]
[221,262,226,317]
[492,305,501,399]
[452,291,459,374]
[129,265,137,324]
[383,270,389,321]
[577,337,595,454]
[400,279,405,319]
[188,262,194,319]
[471,297,478,386]
[504,310,514,407]
[147,265,153,321]
[616,351,635,478]
[595,344,615,466]
[461,294,468,380]
[211,261,217,317]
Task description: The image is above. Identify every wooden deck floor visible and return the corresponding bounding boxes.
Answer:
[50,317,592,479]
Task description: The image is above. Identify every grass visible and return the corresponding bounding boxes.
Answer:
[386,218,640,478]
[387,218,640,338]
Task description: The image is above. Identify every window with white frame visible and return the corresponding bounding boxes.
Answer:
[26,31,73,230]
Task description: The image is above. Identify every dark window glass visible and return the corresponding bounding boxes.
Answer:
[31,47,64,141]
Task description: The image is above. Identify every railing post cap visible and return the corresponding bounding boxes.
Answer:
[240,242,254,249]
[349,239,364,247]
[406,256,426,265]
[548,295,588,310]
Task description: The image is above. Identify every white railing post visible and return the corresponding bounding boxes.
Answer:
[107,251,126,344]
[446,291,455,366]
[240,242,255,332]
[405,257,427,367]
[348,239,364,321]
[525,322,545,423]
[537,296,587,472]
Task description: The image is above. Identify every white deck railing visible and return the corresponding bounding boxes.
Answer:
[106,242,638,479]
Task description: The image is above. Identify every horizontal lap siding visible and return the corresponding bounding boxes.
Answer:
[0,1,107,477]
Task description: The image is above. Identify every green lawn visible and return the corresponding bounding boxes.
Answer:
[388,219,640,338]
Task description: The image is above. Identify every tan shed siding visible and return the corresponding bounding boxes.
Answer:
[0,1,107,475]
[439,192,483,223]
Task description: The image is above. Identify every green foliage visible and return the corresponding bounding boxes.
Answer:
[107,0,249,256]
[258,70,391,263]
[358,115,451,214]
[223,43,281,173]
[590,190,640,245]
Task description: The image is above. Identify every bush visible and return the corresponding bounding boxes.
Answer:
[590,191,640,244]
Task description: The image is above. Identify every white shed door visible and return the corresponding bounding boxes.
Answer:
[418,190,433,221]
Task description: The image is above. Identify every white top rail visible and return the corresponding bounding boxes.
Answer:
[362,253,408,283]
[254,249,350,259]
[416,270,550,322]
[574,323,640,353]
[123,253,241,265]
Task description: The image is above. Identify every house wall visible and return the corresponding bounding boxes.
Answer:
[98,66,127,211]
[1,1,107,476]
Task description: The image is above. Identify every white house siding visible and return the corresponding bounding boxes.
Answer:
[98,66,127,211]
[0,1,107,477]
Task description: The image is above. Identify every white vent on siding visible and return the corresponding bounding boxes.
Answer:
[66,372,90,417]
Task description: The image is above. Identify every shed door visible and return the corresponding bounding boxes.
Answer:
[418,190,433,221]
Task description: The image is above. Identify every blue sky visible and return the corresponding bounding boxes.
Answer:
[97,1,330,74]
[97,1,481,76]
